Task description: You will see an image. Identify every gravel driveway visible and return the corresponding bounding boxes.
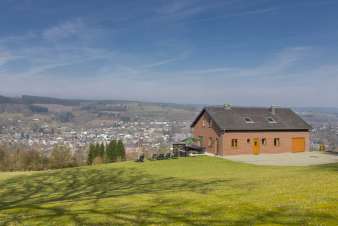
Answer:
[218,152,338,166]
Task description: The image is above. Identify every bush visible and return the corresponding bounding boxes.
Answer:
[49,145,76,169]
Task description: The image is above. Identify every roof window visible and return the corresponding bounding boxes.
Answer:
[267,117,277,123]
[244,117,255,123]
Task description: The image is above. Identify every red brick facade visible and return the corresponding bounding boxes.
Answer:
[192,112,310,155]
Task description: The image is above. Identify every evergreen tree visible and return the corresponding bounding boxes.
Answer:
[94,143,100,158]
[88,143,106,165]
[120,140,126,161]
[111,140,118,162]
[105,141,111,163]
[116,140,126,161]
[106,140,116,162]
[99,143,105,159]
[115,140,121,161]
[87,143,95,165]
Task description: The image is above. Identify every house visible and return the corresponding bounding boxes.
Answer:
[191,106,312,155]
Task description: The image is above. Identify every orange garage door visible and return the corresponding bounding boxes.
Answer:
[292,137,305,152]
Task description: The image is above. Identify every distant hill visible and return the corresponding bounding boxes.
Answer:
[0,95,200,121]
[0,94,199,109]
[2,94,336,117]
[294,107,338,114]
[0,95,86,106]
[0,95,21,104]
[21,95,83,106]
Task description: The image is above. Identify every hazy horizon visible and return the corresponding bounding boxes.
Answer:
[1,0,338,107]
[2,93,338,109]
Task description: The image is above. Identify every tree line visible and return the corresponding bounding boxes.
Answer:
[0,140,126,172]
[0,144,85,171]
[87,140,126,165]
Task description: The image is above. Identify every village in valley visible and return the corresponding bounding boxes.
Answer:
[0,95,337,156]
[0,95,193,156]
[0,116,191,153]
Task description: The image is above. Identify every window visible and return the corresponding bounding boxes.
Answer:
[231,139,238,148]
[209,119,212,128]
[199,136,204,146]
[262,138,267,145]
[202,120,206,128]
[274,138,280,147]
[244,117,255,123]
[247,138,251,144]
[208,137,213,147]
[267,117,277,123]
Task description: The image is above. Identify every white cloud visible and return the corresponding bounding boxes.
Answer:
[174,47,311,79]
[154,0,227,23]
[142,52,189,69]
[156,0,202,16]
[42,19,85,42]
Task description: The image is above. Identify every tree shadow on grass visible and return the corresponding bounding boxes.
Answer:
[0,166,230,225]
[4,197,336,226]
[0,167,228,207]
[0,166,337,225]
[309,162,338,172]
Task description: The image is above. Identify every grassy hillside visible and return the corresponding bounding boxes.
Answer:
[0,157,337,225]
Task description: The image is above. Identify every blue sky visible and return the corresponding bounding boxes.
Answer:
[0,0,338,106]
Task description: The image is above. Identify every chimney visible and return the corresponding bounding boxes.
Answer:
[224,104,232,110]
[270,106,277,115]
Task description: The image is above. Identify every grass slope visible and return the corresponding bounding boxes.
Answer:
[0,156,337,226]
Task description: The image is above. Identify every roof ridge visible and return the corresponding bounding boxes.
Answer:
[206,106,288,109]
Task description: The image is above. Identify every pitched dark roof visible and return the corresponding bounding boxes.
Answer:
[191,106,312,132]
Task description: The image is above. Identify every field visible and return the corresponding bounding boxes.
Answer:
[0,156,337,225]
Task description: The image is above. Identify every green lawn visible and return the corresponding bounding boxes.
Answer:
[0,156,337,226]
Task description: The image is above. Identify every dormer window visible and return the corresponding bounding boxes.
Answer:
[267,117,277,123]
[244,117,254,123]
